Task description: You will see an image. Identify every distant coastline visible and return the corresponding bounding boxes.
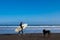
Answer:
[0,24,60,26]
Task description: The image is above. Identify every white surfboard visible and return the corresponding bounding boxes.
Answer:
[15,24,28,33]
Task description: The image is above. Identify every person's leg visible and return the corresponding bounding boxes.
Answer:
[18,31,20,34]
[18,31,20,37]
[22,28,23,34]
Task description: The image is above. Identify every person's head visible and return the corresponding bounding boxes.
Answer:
[20,22,22,23]
[20,22,23,25]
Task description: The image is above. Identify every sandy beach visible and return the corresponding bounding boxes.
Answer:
[0,33,60,40]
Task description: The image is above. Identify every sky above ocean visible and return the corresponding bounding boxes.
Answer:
[0,0,60,25]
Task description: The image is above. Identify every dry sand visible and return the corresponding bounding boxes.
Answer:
[0,33,60,40]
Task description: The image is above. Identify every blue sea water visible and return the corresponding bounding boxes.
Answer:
[0,26,60,34]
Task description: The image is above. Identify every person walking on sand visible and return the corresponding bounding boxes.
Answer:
[18,22,23,34]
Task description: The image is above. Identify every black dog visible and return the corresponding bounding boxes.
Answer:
[43,29,50,37]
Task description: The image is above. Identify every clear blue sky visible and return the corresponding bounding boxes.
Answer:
[0,0,60,25]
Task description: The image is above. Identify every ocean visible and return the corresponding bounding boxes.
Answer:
[0,26,60,34]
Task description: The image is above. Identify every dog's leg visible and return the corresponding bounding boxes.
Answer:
[43,32,46,37]
[48,31,50,37]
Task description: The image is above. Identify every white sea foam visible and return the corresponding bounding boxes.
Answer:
[0,26,60,34]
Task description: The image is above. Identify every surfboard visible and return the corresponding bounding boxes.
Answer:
[15,24,28,33]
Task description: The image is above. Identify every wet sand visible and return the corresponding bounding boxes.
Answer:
[0,33,60,40]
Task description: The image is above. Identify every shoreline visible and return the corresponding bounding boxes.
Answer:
[0,33,60,40]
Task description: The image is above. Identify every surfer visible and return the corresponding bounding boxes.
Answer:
[19,22,23,34]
